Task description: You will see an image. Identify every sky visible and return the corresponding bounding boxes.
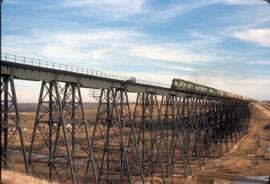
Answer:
[2,0,270,102]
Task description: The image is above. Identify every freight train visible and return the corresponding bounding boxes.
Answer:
[171,78,249,100]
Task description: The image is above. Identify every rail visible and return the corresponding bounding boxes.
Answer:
[1,53,170,88]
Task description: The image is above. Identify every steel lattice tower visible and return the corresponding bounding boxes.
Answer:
[1,76,28,173]
[91,88,144,184]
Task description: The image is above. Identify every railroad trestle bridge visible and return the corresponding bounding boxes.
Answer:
[1,53,251,184]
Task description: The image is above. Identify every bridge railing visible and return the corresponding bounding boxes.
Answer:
[1,53,170,88]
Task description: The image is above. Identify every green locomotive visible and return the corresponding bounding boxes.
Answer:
[171,78,245,99]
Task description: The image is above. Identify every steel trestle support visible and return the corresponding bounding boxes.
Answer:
[1,77,251,184]
[134,92,174,184]
[91,88,145,184]
[0,75,28,173]
[28,81,97,184]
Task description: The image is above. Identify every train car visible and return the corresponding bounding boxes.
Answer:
[171,78,187,89]
[195,84,208,94]
[172,78,219,95]
[172,78,199,93]
[171,78,245,100]
[208,87,218,95]
[219,90,225,96]
[186,81,195,91]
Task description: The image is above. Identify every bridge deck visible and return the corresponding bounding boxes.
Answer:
[0,53,242,99]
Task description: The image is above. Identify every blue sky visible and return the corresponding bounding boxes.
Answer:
[2,0,270,102]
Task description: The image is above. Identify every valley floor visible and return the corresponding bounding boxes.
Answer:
[2,102,270,184]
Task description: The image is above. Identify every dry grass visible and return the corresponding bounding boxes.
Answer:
[3,102,270,183]
[192,102,270,182]
[1,170,58,184]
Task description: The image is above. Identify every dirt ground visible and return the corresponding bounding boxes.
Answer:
[1,170,57,184]
[183,102,270,184]
[2,102,270,183]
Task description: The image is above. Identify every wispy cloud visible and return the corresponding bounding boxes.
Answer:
[223,0,266,5]
[61,0,145,19]
[129,43,216,64]
[4,28,217,67]
[249,61,270,65]
[188,30,222,45]
[146,61,197,72]
[233,28,270,47]
[3,29,144,61]
[134,0,266,22]
[40,29,146,61]
[4,0,23,4]
[3,0,270,101]
[147,1,217,21]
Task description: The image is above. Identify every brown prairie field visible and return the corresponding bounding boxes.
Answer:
[184,102,270,183]
[1,102,270,184]
[1,170,58,184]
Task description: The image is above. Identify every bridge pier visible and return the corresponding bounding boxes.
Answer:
[134,92,174,184]
[190,97,205,168]
[189,96,204,168]
[174,96,192,177]
[61,82,97,184]
[159,94,179,176]
[28,80,98,184]
[209,98,222,158]
[91,88,144,184]
[0,75,28,174]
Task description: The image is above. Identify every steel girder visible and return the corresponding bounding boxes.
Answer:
[61,82,97,184]
[28,81,96,184]
[1,80,251,184]
[91,88,144,184]
[133,92,174,184]
[159,95,192,177]
[0,76,28,173]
